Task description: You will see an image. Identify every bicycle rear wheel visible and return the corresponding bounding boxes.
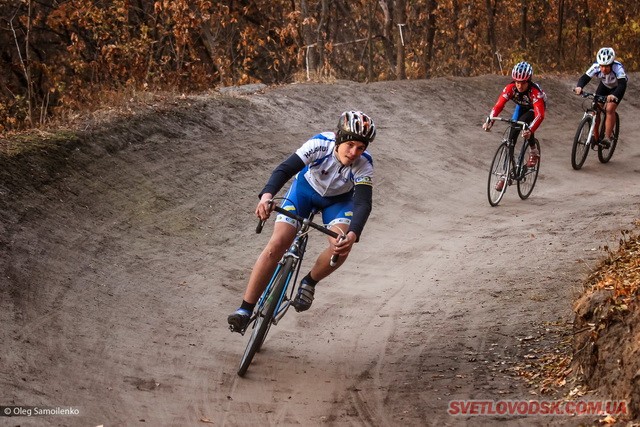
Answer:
[571,116,592,170]
[598,112,619,163]
[517,139,540,200]
[487,142,510,207]
[237,258,294,377]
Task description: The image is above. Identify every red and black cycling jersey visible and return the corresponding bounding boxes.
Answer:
[489,82,547,133]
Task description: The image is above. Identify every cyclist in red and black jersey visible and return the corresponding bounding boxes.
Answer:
[483,61,547,169]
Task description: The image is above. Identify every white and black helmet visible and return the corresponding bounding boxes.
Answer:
[336,110,376,147]
[596,47,615,66]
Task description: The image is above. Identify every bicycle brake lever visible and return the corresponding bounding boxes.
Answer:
[330,234,346,267]
[256,200,275,234]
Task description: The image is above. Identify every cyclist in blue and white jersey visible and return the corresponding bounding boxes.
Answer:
[574,47,628,147]
[228,110,376,333]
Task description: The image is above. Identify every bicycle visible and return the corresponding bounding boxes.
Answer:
[486,116,541,207]
[571,91,620,170]
[236,201,342,377]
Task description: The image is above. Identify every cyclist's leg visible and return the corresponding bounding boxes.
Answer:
[508,105,522,143]
[596,83,617,141]
[515,109,538,166]
[517,109,535,144]
[604,100,619,140]
[291,222,349,312]
[243,178,312,305]
[309,198,353,281]
[242,222,296,304]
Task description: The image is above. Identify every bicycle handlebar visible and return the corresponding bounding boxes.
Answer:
[255,202,343,266]
[489,116,530,130]
[579,91,608,104]
[270,206,340,239]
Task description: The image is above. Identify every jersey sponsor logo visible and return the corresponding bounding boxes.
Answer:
[355,176,372,185]
[303,145,328,159]
[345,211,353,217]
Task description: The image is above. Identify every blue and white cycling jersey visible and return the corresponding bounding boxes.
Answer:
[294,132,374,197]
[585,61,627,89]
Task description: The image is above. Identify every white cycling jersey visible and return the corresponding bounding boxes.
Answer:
[585,61,627,89]
[294,132,374,197]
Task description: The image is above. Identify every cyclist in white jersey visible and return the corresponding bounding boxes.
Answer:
[574,47,628,147]
[228,110,376,333]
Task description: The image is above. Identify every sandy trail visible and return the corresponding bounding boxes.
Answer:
[1,74,639,426]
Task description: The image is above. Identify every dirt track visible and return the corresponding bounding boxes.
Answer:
[1,74,639,426]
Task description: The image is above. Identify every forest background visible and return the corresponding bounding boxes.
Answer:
[1,0,639,134]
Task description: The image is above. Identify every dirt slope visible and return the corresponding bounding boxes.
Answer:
[1,74,639,426]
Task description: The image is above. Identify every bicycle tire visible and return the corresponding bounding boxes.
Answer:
[237,257,294,377]
[517,139,540,200]
[571,116,592,170]
[487,142,510,207]
[597,112,619,163]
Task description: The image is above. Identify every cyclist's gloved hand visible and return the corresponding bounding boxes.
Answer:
[482,117,493,131]
[255,193,274,220]
[574,87,582,95]
[522,129,532,140]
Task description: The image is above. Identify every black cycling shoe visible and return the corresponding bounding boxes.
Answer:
[228,309,251,333]
[291,282,315,312]
[600,138,611,149]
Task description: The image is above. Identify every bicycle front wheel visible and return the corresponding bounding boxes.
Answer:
[598,112,619,163]
[571,116,592,170]
[517,139,540,200]
[487,142,511,207]
[237,257,294,377]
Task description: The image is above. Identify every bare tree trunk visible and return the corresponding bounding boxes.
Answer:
[378,0,396,77]
[583,0,592,58]
[316,0,329,76]
[520,0,527,50]
[200,21,223,83]
[395,0,406,80]
[367,0,374,82]
[424,0,437,78]
[452,0,461,74]
[26,0,33,126]
[485,0,498,72]
[556,0,564,62]
[10,1,34,126]
[299,0,317,79]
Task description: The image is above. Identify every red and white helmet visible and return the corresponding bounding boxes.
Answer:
[336,110,376,147]
[596,47,615,66]
[511,61,533,81]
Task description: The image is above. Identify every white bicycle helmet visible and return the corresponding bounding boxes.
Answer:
[511,61,533,81]
[336,110,376,147]
[596,47,615,66]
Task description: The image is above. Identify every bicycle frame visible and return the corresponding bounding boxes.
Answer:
[487,116,540,206]
[579,93,608,147]
[491,116,530,181]
[571,91,619,170]
[237,203,340,376]
[252,208,316,327]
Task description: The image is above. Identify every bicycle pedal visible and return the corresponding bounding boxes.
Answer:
[228,324,246,335]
